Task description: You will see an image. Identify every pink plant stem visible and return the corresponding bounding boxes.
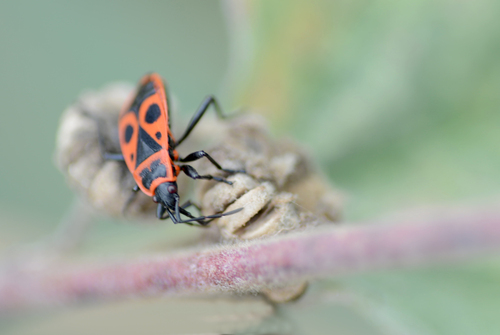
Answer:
[1,205,500,313]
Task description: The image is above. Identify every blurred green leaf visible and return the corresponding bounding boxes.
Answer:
[342,261,500,335]
[228,1,500,334]
[231,0,500,219]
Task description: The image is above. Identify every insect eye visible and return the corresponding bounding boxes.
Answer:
[152,196,158,203]
[167,185,177,194]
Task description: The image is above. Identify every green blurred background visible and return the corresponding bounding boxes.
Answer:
[1,1,500,334]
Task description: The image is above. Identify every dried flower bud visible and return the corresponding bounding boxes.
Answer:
[196,115,342,238]
[194,114,344,302]
[55,83,161,220]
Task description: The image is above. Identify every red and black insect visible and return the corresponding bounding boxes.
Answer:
[105,73,243,225]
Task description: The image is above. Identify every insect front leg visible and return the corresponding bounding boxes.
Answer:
[156,202,203,225]
[167,183,244,226]
[157,204,177,222]
[174,96,226,147]
[179,200,202,213]
[179,165,233,185]
[179,150,245,174]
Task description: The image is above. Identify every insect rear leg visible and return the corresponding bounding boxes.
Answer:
[177,200,206,225]
[121,184,141,215]
[174,96,226,148]
[104,153,125,161]
[179,150,245,174]
[157,200,199,218]
[157,202,204,226]
[79,106,125,161]
[175,198,208,226]
[86,111,125,161]
[174,197,242,226]
[99,129,124,161]
[180,165,233,185]
[172,207,244,225]
[180,200,202,212]
[163,193,243,226]
[178,205,207,226]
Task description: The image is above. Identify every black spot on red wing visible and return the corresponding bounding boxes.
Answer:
[129,81,155,117]
[130,153,134,161]
[145,104,161,124]
[135,127,163,168]
[124,125,134,143]
[155,131,162,140]
[139,159,167,190]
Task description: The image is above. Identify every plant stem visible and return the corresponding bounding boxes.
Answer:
[1,204,500,313]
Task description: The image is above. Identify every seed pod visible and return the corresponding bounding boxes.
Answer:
[195,115,344,302]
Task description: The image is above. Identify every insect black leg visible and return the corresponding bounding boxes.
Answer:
[104,153,125,161]
[180,200,201,212]
[174,96,226,148]
[121,184,141,215]
[157,202,200,225]
[175,193,243,225]
[99,133,124,160]
[165,208,181,224]
[179,150,245,174]
[158,196,242,226]
[157,201,198,217]
[180,165,233,185]
[178,206,207,226]
[174,196,203,226]
[93,118,125,161]
[179,201,207,225]
[157,204,171,220]
[172,207,244,225]
[79,105,125,161]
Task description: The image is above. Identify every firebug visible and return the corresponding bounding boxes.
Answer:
[104,73,243,225]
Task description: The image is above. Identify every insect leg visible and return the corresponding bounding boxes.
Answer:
[174,96,226,148]
[173,196,201,226]
[170,207,244,225]
[180,200,201,212]
[178,206,207,226]
[165,208,180,224]
[79,106,125,161]
[179,150,245,174]
[98,131,124,160]
[95,118,124,161]
[179,200,208,225]
[180,165,233,185]
[158,195,240,226]
[174,189,245,225]
[121,184,141,215]
[103,153,125,161]
[158,204,183,223]
[156,201,201,225]
[157,203,167,219]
